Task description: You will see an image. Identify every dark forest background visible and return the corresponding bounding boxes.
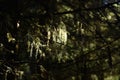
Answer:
[0,0,120,80]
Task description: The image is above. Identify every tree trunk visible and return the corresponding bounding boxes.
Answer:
[81,73,92,80]
[97,72,104,80]
[81,66,92,80]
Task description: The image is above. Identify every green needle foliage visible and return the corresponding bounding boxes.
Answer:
[0,0,120,80]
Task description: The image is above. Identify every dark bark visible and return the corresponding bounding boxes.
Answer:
[97,72,104,80]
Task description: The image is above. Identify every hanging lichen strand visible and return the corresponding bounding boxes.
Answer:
[52,21,67,45]
[29,37,46,59]
[26,21,68,61]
